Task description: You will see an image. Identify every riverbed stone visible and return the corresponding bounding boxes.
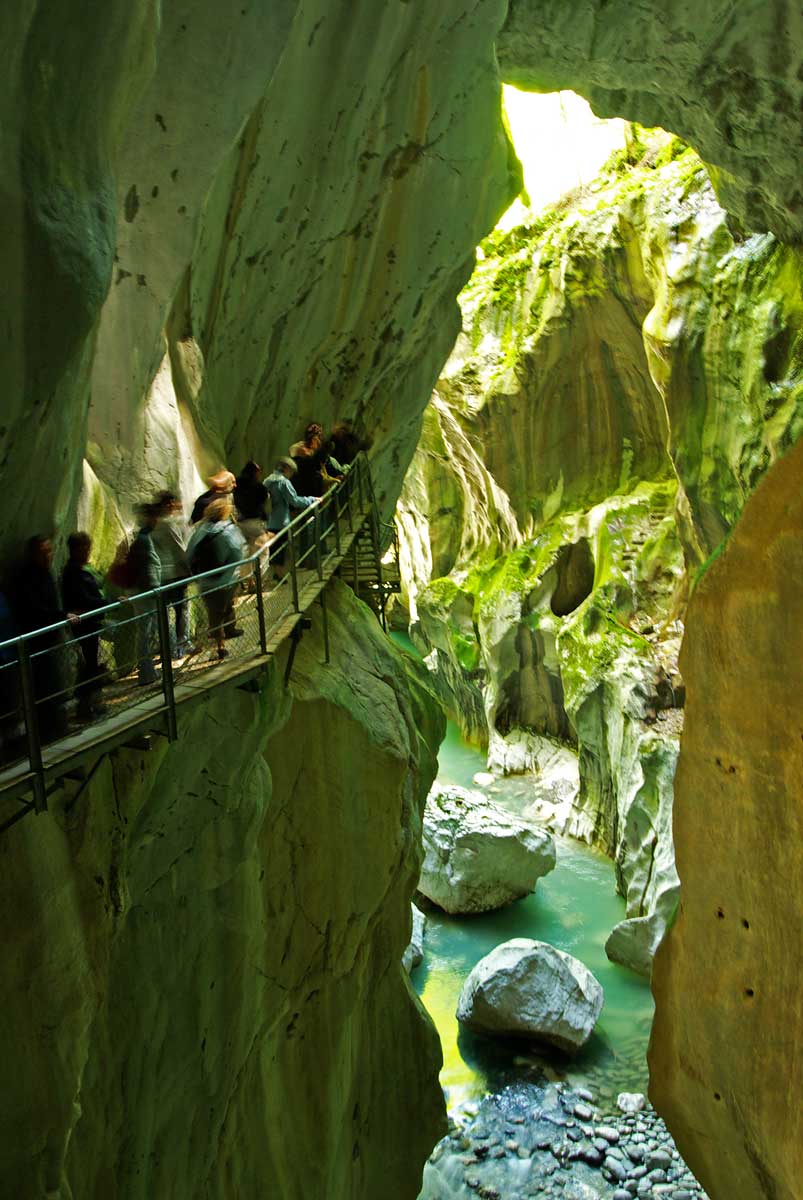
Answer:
[617,1092,647,1114]
[456,939,604,1052]
[402,904,426,973]
[420,785,556,913]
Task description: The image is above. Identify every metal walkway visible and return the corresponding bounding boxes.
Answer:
[0,454,399,831]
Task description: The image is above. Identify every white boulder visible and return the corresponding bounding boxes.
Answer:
[472,771,495,787]
[455,938,604,1053]
[419,786,556,914]
[402,904,426,973]
[617,1092,647,1114]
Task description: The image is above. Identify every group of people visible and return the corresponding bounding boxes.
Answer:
[0,421,367,757]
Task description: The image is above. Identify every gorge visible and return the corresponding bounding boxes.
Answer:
[1,4,802,1200]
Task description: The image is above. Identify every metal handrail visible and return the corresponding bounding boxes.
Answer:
[0,452,376,823]
[0,455,365,655]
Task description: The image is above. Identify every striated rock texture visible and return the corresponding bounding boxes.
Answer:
[498,0,803,242]
[649,438,803,1200]
[399,141,803,981]
[1,1,521,560]
[0,583,446,1200]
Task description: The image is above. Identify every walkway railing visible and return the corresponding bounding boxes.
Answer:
[0,454,391,828]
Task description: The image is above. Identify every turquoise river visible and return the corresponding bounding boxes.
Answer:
[395,637,655,1116]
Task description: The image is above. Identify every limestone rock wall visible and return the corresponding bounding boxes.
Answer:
[1,1,520,560]
[0,583,446,1200]
[400,145,803,978]
[498,0,803,242]
[649,438,803,1200]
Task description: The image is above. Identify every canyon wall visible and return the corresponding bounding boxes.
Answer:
[650,438,803,1200]
[498,0,803,242]
[0,583,446,1200]
[399,141,803,980]
[1,1,520,560]
[2,4,803,1199]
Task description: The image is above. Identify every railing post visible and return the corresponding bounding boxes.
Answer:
[313,506,324,581]
[254,555,268,654]
[288,526,300,611]
[17,641,48,813]
[332,494,341,556]
[356,456,365,514]
[320,588,330,665]
[346,472,354,532]
[155,591,178,742]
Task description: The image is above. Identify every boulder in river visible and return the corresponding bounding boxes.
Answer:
[402,904,426,973]
[456,938,604,1052]
[419,785,556,913]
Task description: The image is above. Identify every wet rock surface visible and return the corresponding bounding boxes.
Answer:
[420,1080,707,1200]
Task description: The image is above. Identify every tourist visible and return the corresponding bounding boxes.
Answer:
[187,497,246,659]
[12,536,78,741]
[292,435,345,498]
[289,422,323,459]
[265,458,320,577]
[129,503,162,685]
[190,469,236,525]
[152,491,192,658]
[61,532,108,720]
[234,460,270,550]
[328,420,371,466]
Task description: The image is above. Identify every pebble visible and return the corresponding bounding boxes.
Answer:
[573,1103,593,1121]
[574,1087,595,1103]
[596,1125,620,1143]
[603,1156,628,1182]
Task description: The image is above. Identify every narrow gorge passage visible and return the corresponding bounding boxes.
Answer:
[2,6,802,1199]
[391,86,802,1200]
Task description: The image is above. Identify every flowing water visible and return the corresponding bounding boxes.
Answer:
[394,635,655,1116]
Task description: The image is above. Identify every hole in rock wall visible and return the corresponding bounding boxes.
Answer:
[550,537,595,616]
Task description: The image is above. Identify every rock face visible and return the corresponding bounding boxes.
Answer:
[498,0,803,242]
[456,938,604,1052]
[401,138,802,978]
[1,1,522,560]
[649,437,803,1200]
[0,583,446,1200]
[403,904,426,973]
[420,785,556,913]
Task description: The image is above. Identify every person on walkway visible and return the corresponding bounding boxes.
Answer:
[129,504,162,685]
[61,532,108,720]
[234,460,270,550]
[152,491,192,658]
[190,470,236,525]
[187,497,246,659]
[266,458,320,577]
[12,536,78,741]
[289,422,323,459]
[328,420,371,466]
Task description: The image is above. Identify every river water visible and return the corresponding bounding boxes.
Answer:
[396,640,655,1116]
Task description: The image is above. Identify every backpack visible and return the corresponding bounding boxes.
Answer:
[189,528,223,575]
[107,538,138,591]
